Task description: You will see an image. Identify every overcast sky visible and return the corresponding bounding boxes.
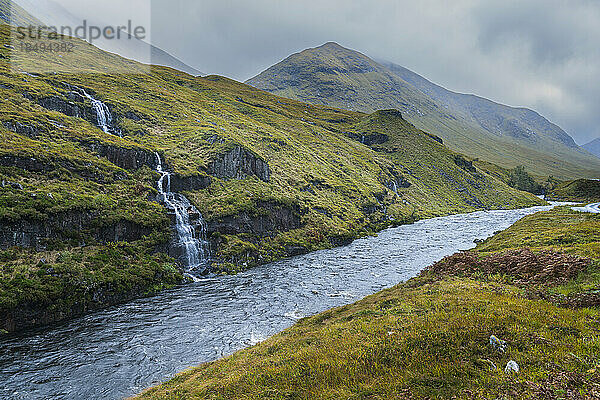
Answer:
[17,0,600,145]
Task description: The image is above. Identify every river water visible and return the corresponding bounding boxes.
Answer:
[0,205,555,399]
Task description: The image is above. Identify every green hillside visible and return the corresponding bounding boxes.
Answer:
[247,42,600,180]
[0,24,543,331]
[547,179,600,201]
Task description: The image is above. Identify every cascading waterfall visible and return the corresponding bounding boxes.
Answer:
[154,152,210,277]
[80,88,121,137]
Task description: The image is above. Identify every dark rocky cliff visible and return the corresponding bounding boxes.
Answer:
[206,146,270,182]
[0,210,153,251]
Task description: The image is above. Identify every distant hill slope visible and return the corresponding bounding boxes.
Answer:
[247,42,600,180]
[149,45,203,76]
[583,138,600,159]
[0,0,203,76]
[547,179,600,201]
[0,0,41,26]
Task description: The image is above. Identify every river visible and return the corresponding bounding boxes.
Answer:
[0,205,555,399]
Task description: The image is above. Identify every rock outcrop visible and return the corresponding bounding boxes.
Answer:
[2,120,40,138]
[347,131,389,145]
[0,211,152,251]
[206,146,270,182]
[0,154,108,182]
[83,141,157,171]
[169,174,212,192]
[206,200,304,237]
[0,270,182,333]
[38,95,94,122]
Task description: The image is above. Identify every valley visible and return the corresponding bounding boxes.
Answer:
[0,3,599,400]
[0,24,544,332]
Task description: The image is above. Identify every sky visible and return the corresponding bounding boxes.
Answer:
[15,0,600,145]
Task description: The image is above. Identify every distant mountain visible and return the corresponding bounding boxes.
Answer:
[583,138,600,159]
[149,46,203,76]
[0,0,203,76]
[0,0,41,25]
[247,42,600,180]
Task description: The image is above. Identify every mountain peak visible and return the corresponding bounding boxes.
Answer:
[317,41,346,50]
[246,44,600,179]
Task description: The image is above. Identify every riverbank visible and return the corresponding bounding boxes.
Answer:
[0,201,546,335]
[135,206,600,399]
[0,206,553,399]
[0,237,184,334]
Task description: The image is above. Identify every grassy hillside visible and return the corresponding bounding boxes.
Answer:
[135,207,600,400]
[547,179,600,202]
[247,42,600,180]
[433,207,600,306]
[0,24,543,330]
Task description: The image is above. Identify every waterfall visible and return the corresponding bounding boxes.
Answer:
[154,153,210,277]
[80,89,121,137]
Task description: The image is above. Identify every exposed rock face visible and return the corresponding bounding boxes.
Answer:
[0,154,108,182]
[36,85,118,132]
[169,174,212,192]
[206,200,306,269]
[347,132,389,145]
[1,288,133,333]
[2,120,40,138]
[0,275,181,333]
[38,95,94,122]
[0,211,152,251]
[453,155,476,173]
[206,146,270,182]
[382,168,411,192]
[82,141,157,170]
[206,200,304,237]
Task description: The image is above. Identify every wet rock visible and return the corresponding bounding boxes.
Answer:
[0,211,152,251]
[0,154,107,182]
[207,200,304,236]
[3,120,40,138]
[0,279,182,333]
[490,335,507,352]
[385,178,411,192]
[82,141,157,170]
[168,174,212,192]
[38,95,90,120]
[206,145,270,182]
[347,131,389,145]
[505,360,519,374]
